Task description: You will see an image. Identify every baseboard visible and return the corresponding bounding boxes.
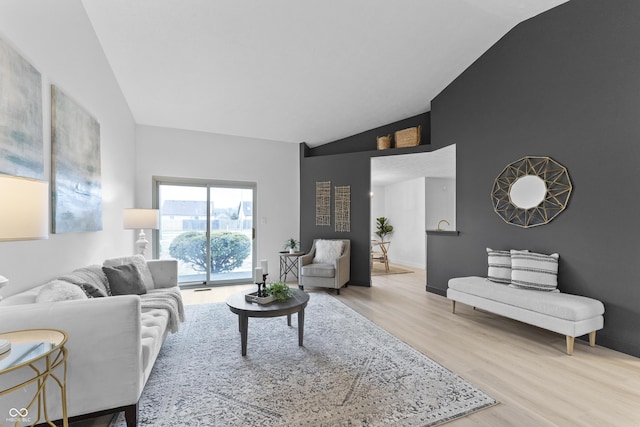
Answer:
[426,285,446,297]
[387,258,425,270]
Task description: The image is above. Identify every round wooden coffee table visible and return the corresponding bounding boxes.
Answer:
[226,288,310,356]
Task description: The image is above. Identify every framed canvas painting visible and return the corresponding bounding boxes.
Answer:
[0,37,44,179]
[51,85,102,233]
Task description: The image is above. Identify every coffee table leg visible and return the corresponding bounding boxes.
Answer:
[239,314,248,356]
[298,309,305,347]
[287,314,292,326]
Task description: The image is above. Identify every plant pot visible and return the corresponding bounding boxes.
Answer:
[289,248,297,254]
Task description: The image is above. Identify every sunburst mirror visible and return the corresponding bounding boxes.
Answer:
[491,156,572,228]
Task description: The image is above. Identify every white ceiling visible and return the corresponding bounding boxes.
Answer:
[371,144,456,186]
[81,0,568,147]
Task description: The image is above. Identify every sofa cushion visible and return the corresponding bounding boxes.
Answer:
[448,276,604,321]
[102,264,148,296]
[301,263,336,278]
[104,255,155,290]
[313,240,344,264]
[486,248,511,284]
[140,307,169,377]
[36,280,88,303]
[510,250,559,291]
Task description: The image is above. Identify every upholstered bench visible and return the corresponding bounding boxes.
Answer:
[447,276,605,355]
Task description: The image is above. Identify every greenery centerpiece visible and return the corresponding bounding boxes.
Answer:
[375,217,394,242]
[265,282,292,301]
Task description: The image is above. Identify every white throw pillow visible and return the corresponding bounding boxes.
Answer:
[313,240,344,264]
[36,280,88,303]
[486,248,511,284]
[510,250,559,291]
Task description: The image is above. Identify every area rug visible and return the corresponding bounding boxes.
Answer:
[371,264,414,276]
[111,293,496,426]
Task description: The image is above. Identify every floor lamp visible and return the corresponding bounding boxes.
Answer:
[123,208,159,256]
[0,174,49,302]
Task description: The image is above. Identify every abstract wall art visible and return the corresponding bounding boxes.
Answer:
[315,180,331,226]
[0,37,44,179]
[334,185,351,232]
[51,85,102,233]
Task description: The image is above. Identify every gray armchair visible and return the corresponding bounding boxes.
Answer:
[298,239,350,295]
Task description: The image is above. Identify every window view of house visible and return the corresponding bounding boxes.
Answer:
[157,183,255,285]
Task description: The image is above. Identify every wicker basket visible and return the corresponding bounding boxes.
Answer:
[394,126,421,148]
[377,134,392,150]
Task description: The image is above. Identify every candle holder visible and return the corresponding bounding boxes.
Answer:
[246,273,275,304]
[256,273,269,297]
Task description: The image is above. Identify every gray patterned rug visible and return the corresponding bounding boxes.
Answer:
[112,292,496,426]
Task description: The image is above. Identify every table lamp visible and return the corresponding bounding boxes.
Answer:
[0,174,49,241]
[123,208,159,255]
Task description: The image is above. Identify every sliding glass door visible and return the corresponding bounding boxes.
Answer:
[154,178,256,286]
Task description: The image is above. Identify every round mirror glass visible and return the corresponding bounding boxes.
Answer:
[509,175,546,209]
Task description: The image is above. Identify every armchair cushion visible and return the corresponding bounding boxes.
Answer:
[301,264,335,278]
[313,240,344,264]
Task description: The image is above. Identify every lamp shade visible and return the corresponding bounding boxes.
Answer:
[123,208,159,229]
[0,175,49,241]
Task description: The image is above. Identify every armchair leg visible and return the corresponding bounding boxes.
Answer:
[336,289,340,295]
[298,285,304,290]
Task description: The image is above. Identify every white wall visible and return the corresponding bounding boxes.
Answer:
[379,178,426,269]
[0,1,136,297]
[135,125,299,280]
[425,177,456,230]
[370,185,386,237]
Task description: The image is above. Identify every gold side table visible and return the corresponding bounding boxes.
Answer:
[0,329,68,427]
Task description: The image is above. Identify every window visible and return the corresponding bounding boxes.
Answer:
[154,177,257,286]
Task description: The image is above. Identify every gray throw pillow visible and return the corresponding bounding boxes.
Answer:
[77,282,108,298]
[102,264,147,296]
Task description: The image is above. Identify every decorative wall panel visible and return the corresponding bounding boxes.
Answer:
[334,185,350,232]
[315,181,331,226]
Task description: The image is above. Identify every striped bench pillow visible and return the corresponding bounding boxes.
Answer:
[486,248,512,284]
[510,250,559,291]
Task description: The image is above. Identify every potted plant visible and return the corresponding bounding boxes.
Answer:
[266,282,292,301]
[283,238,300,253]
[375,217,394,242]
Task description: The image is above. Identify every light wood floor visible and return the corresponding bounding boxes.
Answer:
[77,267,640,426]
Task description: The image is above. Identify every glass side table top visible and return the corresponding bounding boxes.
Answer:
[0,329,67,373]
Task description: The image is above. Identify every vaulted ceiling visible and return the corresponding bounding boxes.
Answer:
[81,0,568,147]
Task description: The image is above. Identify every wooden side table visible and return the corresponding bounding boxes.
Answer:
[226,288,310,356]
[0,329,68,427]
[279,251,304,282]
[371,240,390,273]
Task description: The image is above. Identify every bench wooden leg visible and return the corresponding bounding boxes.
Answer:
[451,301,456,313]
[566,336,575,356]
[589,331,596,347]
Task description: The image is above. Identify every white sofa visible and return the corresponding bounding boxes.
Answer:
[447,276,604,355]
[0,256,183,426]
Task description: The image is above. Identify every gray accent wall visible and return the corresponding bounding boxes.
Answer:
[300,114,430,286]
[428,0,640,356]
